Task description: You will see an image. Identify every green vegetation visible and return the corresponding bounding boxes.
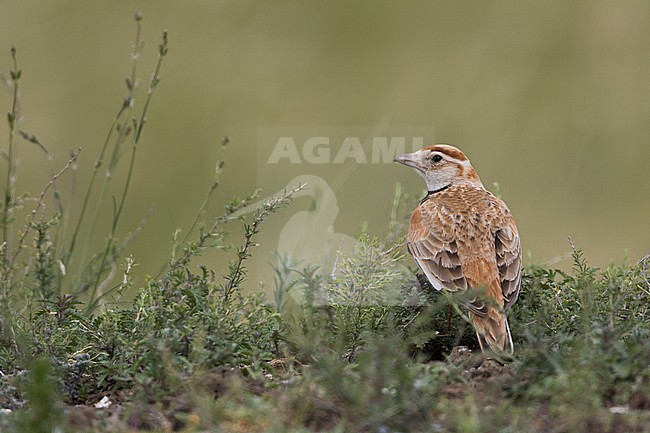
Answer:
[1,15,649,433]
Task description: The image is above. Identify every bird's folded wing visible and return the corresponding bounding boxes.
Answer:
[407,208,467,293]
[495,217,521,311]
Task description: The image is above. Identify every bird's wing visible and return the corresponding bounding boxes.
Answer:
[407,207,467,293]
[495,216,521,311]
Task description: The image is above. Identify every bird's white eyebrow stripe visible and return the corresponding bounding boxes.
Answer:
[431,151,472,167]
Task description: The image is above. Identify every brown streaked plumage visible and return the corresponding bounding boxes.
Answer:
[395,144,521,353]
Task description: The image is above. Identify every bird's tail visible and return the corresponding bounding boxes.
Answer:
[470,310,513,354]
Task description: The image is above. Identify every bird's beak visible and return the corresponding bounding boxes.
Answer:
[394,152,422,169]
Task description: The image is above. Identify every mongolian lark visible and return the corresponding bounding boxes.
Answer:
[395,144,521,353]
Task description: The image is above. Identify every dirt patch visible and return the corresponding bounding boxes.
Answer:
[43,352,650,432]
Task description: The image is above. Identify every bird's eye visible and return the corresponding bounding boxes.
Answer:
[431,154,443,163]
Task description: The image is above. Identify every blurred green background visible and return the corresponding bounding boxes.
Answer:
[1,1,649,289]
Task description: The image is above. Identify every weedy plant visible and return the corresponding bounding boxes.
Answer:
[273,184,480,372]
[0,10,304,426]
[0,12,169,333]
[509,247,650,419]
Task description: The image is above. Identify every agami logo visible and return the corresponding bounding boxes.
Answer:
[266,135,427,164]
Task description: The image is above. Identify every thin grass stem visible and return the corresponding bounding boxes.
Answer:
[66,100,130,268]
[10,148,81,264]
[87,26,168,311]
[3,47,20,249]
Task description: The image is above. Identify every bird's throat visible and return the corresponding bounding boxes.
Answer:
[421,184,451,203]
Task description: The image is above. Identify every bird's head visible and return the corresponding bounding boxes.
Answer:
[394,144,481,191]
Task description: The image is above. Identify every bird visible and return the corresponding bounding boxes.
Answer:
[394,144,521,353]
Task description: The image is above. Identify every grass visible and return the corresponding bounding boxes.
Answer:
[1,14,649,433]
